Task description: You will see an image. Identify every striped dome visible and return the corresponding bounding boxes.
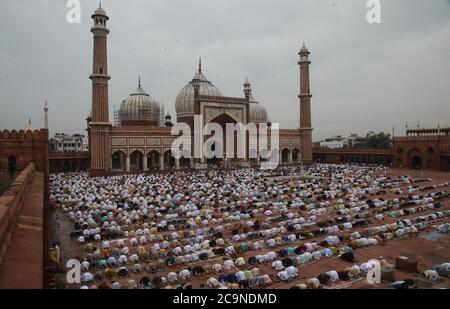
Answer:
[249,100,268,124]
[118,82,160,124]
[175,68,223,118]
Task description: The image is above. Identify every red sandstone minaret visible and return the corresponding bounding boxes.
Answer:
[298,43,313,164]
[89,3,111,175]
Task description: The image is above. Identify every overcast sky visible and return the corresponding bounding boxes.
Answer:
[0,0,449,141]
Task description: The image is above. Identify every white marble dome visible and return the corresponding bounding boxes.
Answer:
[175,69,223,118]
[249,100,268,124]
[118,81,160,125]
[93,6,107,16]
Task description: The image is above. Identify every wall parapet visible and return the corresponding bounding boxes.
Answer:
[394,136,450,142]
[313,147,393,155]
[1,129,48,141]
[0,163,35,264]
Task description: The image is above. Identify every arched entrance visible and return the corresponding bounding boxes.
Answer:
[407,148,423,170]
[8,156,17,171]
[292,148,300,163]
[112,151,127,171]
[206,113,239,167]
[164,150,175,169]
[147,150,160,170]
[412,156,423,170]
[130,150,144,171]
[281,148,291,164]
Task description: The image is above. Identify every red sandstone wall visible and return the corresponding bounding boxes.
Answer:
[393,136,450,170]
[0,163,35,263]
[0,129,48,174]
[313,148,393,165]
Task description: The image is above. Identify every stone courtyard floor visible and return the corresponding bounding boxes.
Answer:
[52,167,450,289]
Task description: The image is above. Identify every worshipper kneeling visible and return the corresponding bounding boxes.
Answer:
[277,271,290,282]
[423,270,440,281]
[286,266,299,279]
[392,279,417,289]
[307,278,321,289]
[117,266,130,278]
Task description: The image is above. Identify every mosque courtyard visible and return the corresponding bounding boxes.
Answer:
[49,164,450,289]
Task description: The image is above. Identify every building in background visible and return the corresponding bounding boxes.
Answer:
[318,131,393,150]
[318,132,375,149]
[49,133,88,153]
[319,135,348,149]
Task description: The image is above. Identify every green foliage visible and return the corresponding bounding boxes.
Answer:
[354,132,392,149]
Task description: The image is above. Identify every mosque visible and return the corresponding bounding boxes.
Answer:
[87,5,312,176]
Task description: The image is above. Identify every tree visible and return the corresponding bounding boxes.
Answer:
[361,132,392,149]
[353,132,392,149]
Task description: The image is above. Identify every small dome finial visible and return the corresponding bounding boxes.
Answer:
[138,76,141,88]
[99,1,102,8]
[300,42,309,54]
[198,57,202,73]
[244,77,251,88]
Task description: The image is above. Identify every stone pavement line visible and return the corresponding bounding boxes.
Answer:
[0,172,44,289]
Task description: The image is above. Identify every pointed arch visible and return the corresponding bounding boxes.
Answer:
[292,148,301,163]
[147,150,161,170]
[112,150,127,171]
[407,148,423,170]
[164,150,175,169]
[130,150,144,171]
[281,148,291,164]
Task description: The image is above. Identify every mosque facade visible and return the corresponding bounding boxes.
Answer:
[87,6,312,176]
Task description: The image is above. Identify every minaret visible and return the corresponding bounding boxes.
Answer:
[89,3,111,175]
[243,77,252,102]
[298,43,313,164]
[27,118,32,131]
[44,101,49,129]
